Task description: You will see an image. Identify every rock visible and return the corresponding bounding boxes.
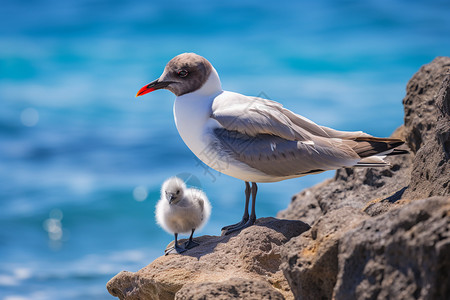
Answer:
[334,197,450,300]
[278,57,450,300]
[175,278,285,300]
[107,218,310,300]
[403,57,450,154]
[402,57,450,199]
[277,179,329,225]
[277,129,412,300]
[281,207,368,300]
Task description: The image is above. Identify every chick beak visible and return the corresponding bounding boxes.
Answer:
[167,193,176,204]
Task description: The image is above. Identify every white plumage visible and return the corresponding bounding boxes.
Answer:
[156,177,211,254]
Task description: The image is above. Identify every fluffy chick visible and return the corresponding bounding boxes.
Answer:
[156,177,211,255]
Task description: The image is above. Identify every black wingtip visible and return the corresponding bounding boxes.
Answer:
[386,149,409,156]
[389,140,405,149]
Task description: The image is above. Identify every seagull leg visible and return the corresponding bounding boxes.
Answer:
[248,182,258,225]
[184,228,200,249]
[165,233,186,255]
[221,181,250,232]
[223,182,257,235]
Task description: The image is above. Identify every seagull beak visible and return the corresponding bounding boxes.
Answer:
[136,79,172,97]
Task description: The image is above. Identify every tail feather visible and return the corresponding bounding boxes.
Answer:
[351,137,405,158]
[343,137,408,168]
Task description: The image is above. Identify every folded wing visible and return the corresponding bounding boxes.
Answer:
[210,92,405,176]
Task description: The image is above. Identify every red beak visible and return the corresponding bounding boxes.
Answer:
[136,85,155,97]
[136,79,172,97]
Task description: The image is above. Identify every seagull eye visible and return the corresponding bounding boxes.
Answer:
[177,69,188,78]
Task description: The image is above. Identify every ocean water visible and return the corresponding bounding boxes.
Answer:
[1,0,449,298]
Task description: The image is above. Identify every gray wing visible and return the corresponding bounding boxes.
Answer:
[211,92,371,142]
[211,128,359,177]
[210,92,363,176]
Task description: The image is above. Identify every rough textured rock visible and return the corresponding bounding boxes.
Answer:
[175,278,285,300]
[334,197,450,300]
[278,57,450,300]
[403,56,450,154]
[281,207,368,300]
[403,57,450,199]
[107,218,310,300]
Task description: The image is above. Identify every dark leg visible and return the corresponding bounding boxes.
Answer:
[184,229,200,249]
[248,182,257,225]
[221,181,250,231]
[223,182,258,235]
[165,233,186,255]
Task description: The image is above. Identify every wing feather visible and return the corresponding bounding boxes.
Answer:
[209,91,403,176]
[212,92,371,141]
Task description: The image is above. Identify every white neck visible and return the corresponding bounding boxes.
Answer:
[173,68,223,158]
[189,66,222,98]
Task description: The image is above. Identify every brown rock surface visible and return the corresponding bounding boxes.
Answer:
[280,207,368,300]
[278,57,450,300]
[175,278,285,300]
[107,218,309,300]
[334,197,450,300]
[402,56,450,199]
[403,56,450,154]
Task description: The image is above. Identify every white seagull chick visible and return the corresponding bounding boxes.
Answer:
[138,53,408,235]
[156,177,211,255]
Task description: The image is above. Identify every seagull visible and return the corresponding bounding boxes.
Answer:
[138,53,407,234]
[156,177,211,255]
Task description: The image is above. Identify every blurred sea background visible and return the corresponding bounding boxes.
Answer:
[1,0,449,299]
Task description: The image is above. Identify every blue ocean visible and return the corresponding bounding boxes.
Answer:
[1,0,449,298]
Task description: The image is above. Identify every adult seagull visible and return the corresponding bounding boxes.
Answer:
[136,53,406,234]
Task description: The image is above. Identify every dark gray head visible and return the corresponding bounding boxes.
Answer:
[161,177,186,205]
[136,53,213,97]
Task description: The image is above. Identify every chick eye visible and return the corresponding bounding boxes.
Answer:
[176,190,180,194]
[177,69,188,78]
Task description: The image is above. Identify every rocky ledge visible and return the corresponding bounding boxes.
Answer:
[107,218,310,300]
[107,57,450,300]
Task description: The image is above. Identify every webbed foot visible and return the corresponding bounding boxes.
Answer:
[164,244,186,255]
[221,215,249,232]
[222,215,256,235]
[184,239,199,249]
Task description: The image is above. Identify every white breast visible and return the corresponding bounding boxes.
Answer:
[173,71,277,183]
[173,69,222,160]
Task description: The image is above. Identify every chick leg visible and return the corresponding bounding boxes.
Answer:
[165,233,186,255]
[184,229,200,249]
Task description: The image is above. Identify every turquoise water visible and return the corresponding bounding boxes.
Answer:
[1,0,449,299]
